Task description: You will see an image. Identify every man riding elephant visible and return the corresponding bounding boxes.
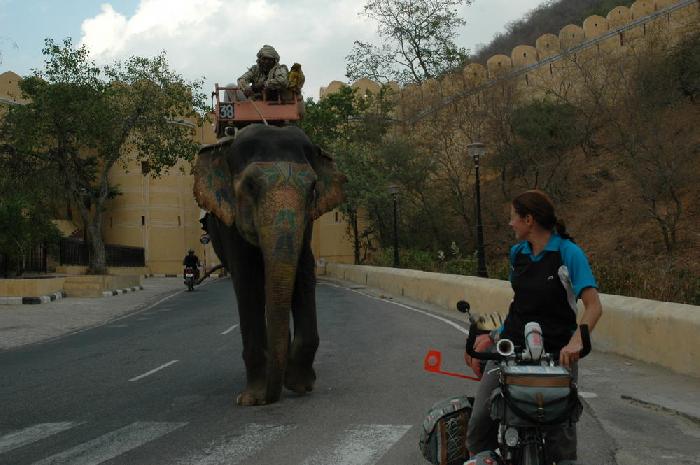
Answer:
[236,45,289,100]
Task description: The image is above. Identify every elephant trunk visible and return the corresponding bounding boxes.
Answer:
[256,191,307,403]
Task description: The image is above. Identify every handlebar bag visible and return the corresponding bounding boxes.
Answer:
[490,366,582,427]
[419,395,473,465]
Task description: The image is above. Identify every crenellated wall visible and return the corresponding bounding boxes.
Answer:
[320,0,699,108]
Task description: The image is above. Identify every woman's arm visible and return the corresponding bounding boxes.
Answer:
[560,287,603,367]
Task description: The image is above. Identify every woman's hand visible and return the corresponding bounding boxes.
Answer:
[464,334,493,377]
[560,287,603,367]
[559,332,583,368]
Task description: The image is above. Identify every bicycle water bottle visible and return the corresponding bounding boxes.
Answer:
[524,322,544,361]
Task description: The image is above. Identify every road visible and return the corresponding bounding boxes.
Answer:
[0,277,688,464]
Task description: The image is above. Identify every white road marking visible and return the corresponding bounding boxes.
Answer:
[177,423,296,465]
[322,282,468,335]
[0,422,76,454]
[579,391,598,398]
[221,324,239,335]
[301,424,412,465]
[30,422,185,465]
[128,360,179,382]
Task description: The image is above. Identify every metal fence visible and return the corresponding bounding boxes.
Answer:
[59,238,145,267]
[0,245,48,276]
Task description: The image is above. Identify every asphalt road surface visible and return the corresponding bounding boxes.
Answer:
[1,278,618,465]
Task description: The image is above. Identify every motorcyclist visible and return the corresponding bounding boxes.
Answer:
[464,189,603,465]
[182,249,201,281]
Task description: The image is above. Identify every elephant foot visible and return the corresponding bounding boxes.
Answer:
[236,382,268,406]
[284,365,316,394]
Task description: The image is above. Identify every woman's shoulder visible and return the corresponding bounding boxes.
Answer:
[557,237,590,265]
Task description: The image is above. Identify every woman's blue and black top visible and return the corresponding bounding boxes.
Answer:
[500,234,597,352]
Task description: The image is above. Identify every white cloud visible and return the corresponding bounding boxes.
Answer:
[78,0,547,100]
[79,0,375,100]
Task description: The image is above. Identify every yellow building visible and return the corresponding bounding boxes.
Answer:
[1,71,357,275]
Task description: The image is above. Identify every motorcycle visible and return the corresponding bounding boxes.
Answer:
[420,301,591,465]
[184,266,196,291]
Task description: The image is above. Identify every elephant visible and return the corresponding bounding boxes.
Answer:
[193,124,346,406]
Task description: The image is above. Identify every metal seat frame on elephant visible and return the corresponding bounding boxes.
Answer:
[212,83,303,138]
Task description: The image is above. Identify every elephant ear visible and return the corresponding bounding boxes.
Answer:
[309,145,347,220]
[193,143,236,226]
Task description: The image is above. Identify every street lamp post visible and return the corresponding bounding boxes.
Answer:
[468,142,488,278]
[387,184,400,268]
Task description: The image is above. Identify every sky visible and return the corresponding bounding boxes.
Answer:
[0,0,550,100]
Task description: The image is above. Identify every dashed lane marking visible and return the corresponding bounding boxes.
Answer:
[128,360,179,382]
[221,324,239,335]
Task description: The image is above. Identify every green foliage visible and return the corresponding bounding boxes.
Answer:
[493,99,582,196]
[346,0,472,84]
[368,247,477,276]
[0,195,61,276]
[593,262,700,306]
[301,85,402,263]
[1,37,207,273]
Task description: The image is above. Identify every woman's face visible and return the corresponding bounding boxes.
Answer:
[509,206,531,241]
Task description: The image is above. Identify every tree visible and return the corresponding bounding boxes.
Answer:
[346,0,472,85]
[1,38,207,274]
[0,145,62,277]
[301,85,397,264]
[497,99,583,198]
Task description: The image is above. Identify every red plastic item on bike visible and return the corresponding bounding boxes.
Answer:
[424,350,481,381]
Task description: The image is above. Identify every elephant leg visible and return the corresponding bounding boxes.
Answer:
[285,232,319,394]
[230,235,268,406]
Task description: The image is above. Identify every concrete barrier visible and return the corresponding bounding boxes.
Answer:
[325,263,700,378]
[63,275,143,298]
[0,277,66,298]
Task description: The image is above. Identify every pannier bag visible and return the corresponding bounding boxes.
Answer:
[490,365,582,427]
[419,395,473,465]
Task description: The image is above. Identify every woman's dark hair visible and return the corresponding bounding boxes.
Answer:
[512,189,574,242]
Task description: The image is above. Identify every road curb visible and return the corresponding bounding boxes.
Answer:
[0,291,65,305]
[101,285,145,297]
[621,395,700,425]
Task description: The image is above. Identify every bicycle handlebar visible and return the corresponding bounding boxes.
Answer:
[465,323,591,362]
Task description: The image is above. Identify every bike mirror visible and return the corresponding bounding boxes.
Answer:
[456,300,470,314]
[423,349,481,381]
[423,350,443,373]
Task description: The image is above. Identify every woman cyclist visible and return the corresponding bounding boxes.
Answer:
[465,189,603,464]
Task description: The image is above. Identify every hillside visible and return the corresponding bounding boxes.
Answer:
[472,0,636,62]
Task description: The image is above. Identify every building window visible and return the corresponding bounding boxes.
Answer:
[141,216,145,226]
[619,32,624,46]
[335,211,339,223]
[110,217,113,228]
[178,216,181,227]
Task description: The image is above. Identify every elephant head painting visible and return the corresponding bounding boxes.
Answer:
[193,124,346,406]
